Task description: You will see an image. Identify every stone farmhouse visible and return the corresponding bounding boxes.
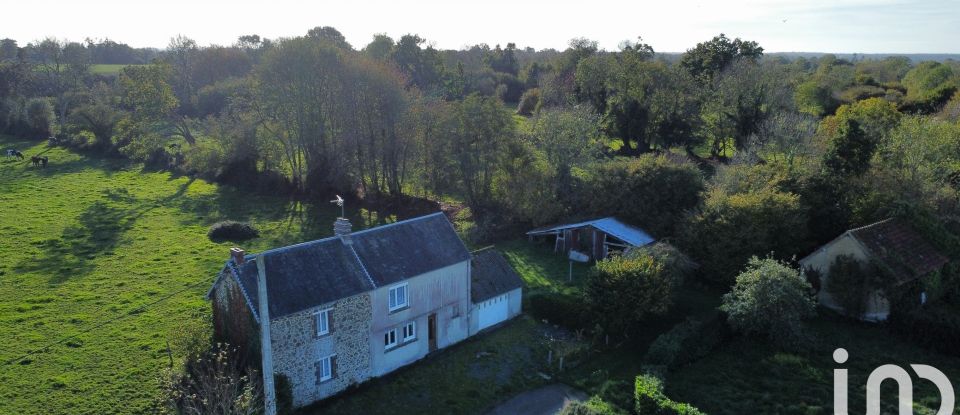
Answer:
[207,212,524,409]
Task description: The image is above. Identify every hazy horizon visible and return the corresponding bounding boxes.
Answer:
[4,0,958,54]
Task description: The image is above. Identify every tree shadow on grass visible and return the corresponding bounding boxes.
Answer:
[14,181,195,285]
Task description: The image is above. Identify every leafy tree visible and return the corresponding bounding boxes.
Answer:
[680,33,763,82]
[823,119,875,177]
[119,63,197,148]
[720,257,816,347]
[817,97,902,143]
[446,94,516,214]
[483,43,519,76]
[526,107,602,197]
[683,188,808,284]
[794,80,837,117]
[307,26,352,50]
[577,155,703,238]
[391,34,444,91]
[586,252,673,337]
[70,81,121,149]
[363,33,394,60]
[0,38,19,61]
[28,37,90,136]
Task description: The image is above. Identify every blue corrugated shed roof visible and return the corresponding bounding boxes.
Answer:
[526,217,655,247]
[223,212,471,319]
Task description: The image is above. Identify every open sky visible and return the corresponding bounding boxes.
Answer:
[4,0,957,53]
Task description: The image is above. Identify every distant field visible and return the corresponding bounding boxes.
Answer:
[0,136,396,414]
[90,64,143,75]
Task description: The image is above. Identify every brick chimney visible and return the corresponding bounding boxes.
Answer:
[334,218,352,244]
[230,247,246,265]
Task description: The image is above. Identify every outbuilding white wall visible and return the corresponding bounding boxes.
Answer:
[469,287,522,336]
[799,233,890,321]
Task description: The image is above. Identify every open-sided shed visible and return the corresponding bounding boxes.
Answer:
[526,217,655,260]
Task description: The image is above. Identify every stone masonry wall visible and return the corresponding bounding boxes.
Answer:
[270,292,373,408]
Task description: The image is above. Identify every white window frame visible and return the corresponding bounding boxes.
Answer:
[388,283,409,312]
[314,308,332,337]
[318,354,334,382]
[384,328,398,349]
[402,321,417,342]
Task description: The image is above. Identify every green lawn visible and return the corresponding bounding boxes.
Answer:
[0,136,399,414]
[302,316,558,415]
[669,314,960,414]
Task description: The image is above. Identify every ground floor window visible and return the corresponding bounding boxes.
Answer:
[316,355,335,384]
[402,321,416,342]
[384,328,398,349]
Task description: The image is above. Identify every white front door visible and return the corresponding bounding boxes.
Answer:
[477,294,509,330]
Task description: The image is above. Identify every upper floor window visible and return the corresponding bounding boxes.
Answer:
[314,308,331,337]
[402,321,416,342]
[388,283,409,312]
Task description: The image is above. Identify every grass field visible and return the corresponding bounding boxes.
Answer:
[0,136,399,414]
[90,64,142,76]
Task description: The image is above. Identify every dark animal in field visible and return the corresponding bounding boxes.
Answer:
[31,156,40,167]
[14,150,23,160]
[40,156,48,168]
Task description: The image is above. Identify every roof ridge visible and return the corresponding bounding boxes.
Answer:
[254,212,446,257]
[848,218,895,234]
[350,211,445,237]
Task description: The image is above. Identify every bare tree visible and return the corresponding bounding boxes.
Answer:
[160,343,263,415]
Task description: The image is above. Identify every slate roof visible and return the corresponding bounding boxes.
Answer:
[470,250,525,303]
[220,212,471,319]
[848,218,949,284]
[526,217,655,247]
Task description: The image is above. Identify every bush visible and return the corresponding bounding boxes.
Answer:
[634,374,705,415]
[720,257,816,348]
[586,253,673,337]
[208,221,260,242]
[644,314,729,369]
[24,98,54,137]
[682,188,808,284]
[889,303,960,357]
[557,397,620,415]
[516,88,541,116]
[527,292,589,329]
[825,254,884,319]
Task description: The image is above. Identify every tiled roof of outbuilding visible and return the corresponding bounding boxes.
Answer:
[849,218,949,284]
[470,249,524,303]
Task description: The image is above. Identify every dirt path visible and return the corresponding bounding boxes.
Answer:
[485,383,588,415]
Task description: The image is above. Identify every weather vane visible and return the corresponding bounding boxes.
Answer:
[330,195,345,218]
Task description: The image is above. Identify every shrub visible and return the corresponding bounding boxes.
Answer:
[23,98,54,138]
[557,397,620,415]
[516,88,541,116]
[644,314,728,369]
[634,374,705,415]
[527,292,589,329]
[208,221,260,242]
[720,257,817,348]
[889,303,960,357]
[825,254,884,319]
[586,253,673,337]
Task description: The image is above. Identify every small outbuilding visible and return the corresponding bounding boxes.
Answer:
[798,218,949,321]
[469,249,524,332]
[526,217,655,261]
